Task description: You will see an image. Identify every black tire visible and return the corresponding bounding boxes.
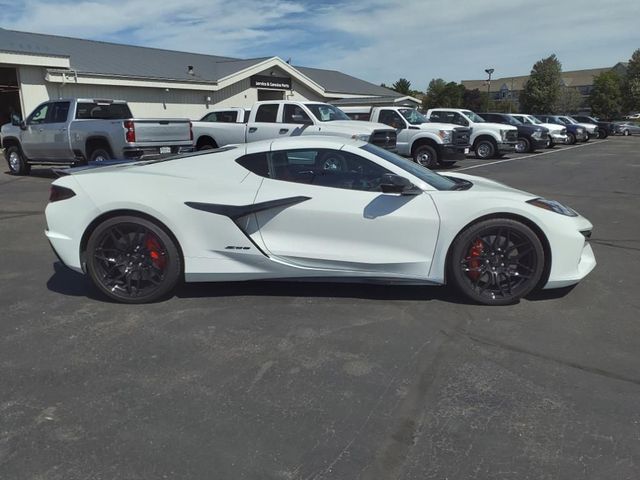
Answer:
[515,137,531,154]
[597,128,607,139]
[197,143,216,151]
[86,216,182,304]
[565,132,576,145]
[5,145,30,175]
[474,139,496,159]
[447,218,545,306]
[89,148,111,162]
[413,144,438,168]
[546,138,554,149]
[623,129,630,136]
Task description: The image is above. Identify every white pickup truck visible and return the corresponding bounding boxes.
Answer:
[191,101,397,151]
[1,98,194,175]
[425,108,518,159]
[340,106,471,168]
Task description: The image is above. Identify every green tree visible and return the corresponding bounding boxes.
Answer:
[623,49,640,113]
[422,79,464,109]
[589,71,623,119]
[392,78,412,95]
[554,86,583,114]
[462,88,486,111]
[520,54,562,113]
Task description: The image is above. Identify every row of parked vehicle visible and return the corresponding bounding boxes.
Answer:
[1,97,637,175]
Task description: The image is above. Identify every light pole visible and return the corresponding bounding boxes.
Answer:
[485,68,494,112]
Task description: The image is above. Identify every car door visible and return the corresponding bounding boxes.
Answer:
[249,146,440,278]
[378,109,410,152]
[20,102,51,159]
[39,101,72,160]
[246,103,284,142]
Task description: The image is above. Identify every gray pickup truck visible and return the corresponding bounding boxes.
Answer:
[1,98,193,175]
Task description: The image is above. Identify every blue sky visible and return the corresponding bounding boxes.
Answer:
[1,0,638,90]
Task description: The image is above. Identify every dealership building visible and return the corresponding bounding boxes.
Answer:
[0,27,419,124]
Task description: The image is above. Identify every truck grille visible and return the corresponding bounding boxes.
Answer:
[505,130,518,142]
[540,131,549,139]
[452,127,471,145]
[371,130,397,150]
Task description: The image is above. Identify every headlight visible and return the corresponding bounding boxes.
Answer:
[500,129,509,140]
[531,130,543,139]
[438,130,452,143]
[527,198,578,217]
[351,133,371,142]
[577,127,585,133]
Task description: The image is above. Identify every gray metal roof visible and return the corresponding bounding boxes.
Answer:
[0,27,396,97]
[331,95,416,106]
[295,65,400,97]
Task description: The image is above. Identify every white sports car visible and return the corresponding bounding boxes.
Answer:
[44,136,596,305]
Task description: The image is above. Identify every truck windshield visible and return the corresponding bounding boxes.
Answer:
[361,144,457,191]
[399,109,429,125]
[524,115,543,125]
[76,102,133,120]
[462,110,485,123]
[505,116,522,126]
[559,117,575,125]
[306,104,351,122]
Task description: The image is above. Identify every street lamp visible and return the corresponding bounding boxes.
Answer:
[485,68,494,112]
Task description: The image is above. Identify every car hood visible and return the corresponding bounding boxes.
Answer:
[475,122,517,131]
[539,123,564,132]
[443,172,534,197]
[416,122,463,131]
[322,120,394,133]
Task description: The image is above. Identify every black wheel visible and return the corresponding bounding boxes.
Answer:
[565,132,576,145]
[413,145,438,168]
[197,143,215,151]
[597,128,607,139]
[515,137,531,154]
[623,129,630,136]
[474,139,496,159]
[89,148,111,162]
[545,138,553,149]
[86,216,182,303]
[448,218,545,305]
[5,146,30,175]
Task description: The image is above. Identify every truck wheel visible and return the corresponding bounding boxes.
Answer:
[474,139,496,159]
[6,146,30,175]
[413,145,438,168]
[565,132,576,145]
[89,148,111,162]
[546,138,554,148]
[515,137,530,153]
[597,128,607,139]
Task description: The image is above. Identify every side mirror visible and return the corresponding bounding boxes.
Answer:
[380,173,421,195]
[10,114,21,127]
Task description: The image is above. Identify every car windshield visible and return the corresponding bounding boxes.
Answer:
[462,110,485,123]
[560,116,577,124]
[399,108,429,125]
[306,104,351,122]
[524,115,543,125]
[504,116,522,126]
[361,144,458,191]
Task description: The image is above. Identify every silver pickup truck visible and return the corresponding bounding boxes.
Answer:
[191,101,397,151]
[1,98,193,175]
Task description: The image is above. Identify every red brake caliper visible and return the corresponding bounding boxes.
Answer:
[145,235,166,269]
[467,239,484,280]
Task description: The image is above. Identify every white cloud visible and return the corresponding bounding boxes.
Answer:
[1,0,638,91]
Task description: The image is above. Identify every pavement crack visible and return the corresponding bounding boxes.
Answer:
[451,327,640,387]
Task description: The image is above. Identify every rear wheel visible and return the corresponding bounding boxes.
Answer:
[89,148,111,162]
[86,216,182,303]
[5,146,30,175]
[474,139,496,159]
[413,145,438,168]
[448,218,545,305]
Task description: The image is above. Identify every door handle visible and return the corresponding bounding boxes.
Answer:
[248,127,258,133]
[279,128,289,134]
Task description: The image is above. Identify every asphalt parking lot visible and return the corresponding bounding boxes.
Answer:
[1,137,639,479]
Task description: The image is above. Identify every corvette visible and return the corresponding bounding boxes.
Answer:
[44,136,595,305]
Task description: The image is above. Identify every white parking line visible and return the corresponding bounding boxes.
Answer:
[456,140,604,171]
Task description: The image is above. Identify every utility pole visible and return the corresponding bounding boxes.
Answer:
[485,68,494,112]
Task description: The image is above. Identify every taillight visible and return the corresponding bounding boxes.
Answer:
[189,121,193,141]
[124,120,136,142]
[49,185,76,203]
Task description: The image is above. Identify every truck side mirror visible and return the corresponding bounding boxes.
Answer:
[10,114,22,127]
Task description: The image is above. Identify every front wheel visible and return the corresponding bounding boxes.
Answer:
[515,137,530,154]
[86,216,182,303]
[413,145,438,168]
[597,128,607,139]
[474,139,496,159]
[447,218,545,305]
[5,146,30,175]
[623,129,631,136]
[565,132,576,145]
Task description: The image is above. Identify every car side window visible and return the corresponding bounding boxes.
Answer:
[203,111,238,123]
[27,103,50,125]
[451,113,469,126]
[255,104,279,123]
[378,110,405,129]
[267,148,392,192]
[50,102,70,123]
[236,152,270,177]
[283,104,312,124]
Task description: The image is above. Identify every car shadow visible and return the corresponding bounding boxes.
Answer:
[46,261,578,305]
[2,168,58,179]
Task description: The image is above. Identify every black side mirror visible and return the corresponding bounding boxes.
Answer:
[10,114,21,126]
[380,173,421,195]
